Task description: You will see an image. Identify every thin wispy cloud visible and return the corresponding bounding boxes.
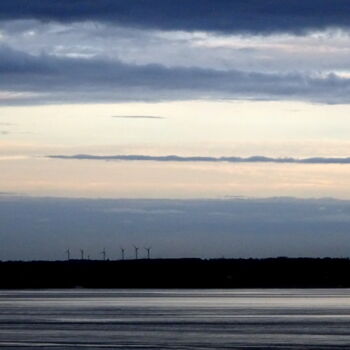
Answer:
[0,191,21,196]
[112,116,164,120]
[48,154,350,165]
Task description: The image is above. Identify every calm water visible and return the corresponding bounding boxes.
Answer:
[1,289,350,349]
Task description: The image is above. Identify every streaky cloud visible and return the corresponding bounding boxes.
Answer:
[1,46,350,105]
[48,154,350,165]
[0,0,350,34]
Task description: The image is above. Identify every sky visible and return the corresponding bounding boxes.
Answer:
[1,1,350,259]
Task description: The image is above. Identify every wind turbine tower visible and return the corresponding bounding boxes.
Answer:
[120,247,125,260]
[80,249,85,260]
[133,245,139,260]
[66,249,70,261]
[101,248,106,261]
[144,247,151,259]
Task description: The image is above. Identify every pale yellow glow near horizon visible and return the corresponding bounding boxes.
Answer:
[1,100,350,147]
[1,99,350,198]
[2,157,350,199]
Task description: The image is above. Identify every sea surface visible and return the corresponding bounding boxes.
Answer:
[0,289,350,349]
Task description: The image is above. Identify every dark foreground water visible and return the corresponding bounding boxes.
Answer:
[1,289,350,349]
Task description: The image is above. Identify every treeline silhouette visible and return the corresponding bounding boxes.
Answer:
[0,258,350,289]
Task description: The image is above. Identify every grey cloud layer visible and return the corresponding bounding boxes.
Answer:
[1,196,350,260]
[48,154,350,165]
[2,46,350,104]
[1,3,350,105]
[1,0,350,34]
[2,20,350,74]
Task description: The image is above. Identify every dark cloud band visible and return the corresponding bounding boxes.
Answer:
[1,0,350,34]
[48,154,350,165]
[1,46,350,104]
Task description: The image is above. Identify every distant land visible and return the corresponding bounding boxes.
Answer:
[1,258,350,289]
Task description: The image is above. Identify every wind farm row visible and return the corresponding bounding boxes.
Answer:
[65,246,152,261]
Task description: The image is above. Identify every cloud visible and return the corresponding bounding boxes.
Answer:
[112,116,164,120]
[105,207,183,215]
[2,195,350,260]
[2,46,350,104]
[48,154,350,165]
[2,20,350,75]
[1,0,350,34]
[0,191,19,196]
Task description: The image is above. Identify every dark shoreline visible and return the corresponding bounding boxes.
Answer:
[1,258,350,289]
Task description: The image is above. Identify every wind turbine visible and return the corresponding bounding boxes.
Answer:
[101,248,106,261]
[144,247,151,259]
[133,245,139,260]
[66,249,70,261]
[80,249,85,260]
[120,247,125,260]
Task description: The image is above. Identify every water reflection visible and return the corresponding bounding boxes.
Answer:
[0,289,350,349]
